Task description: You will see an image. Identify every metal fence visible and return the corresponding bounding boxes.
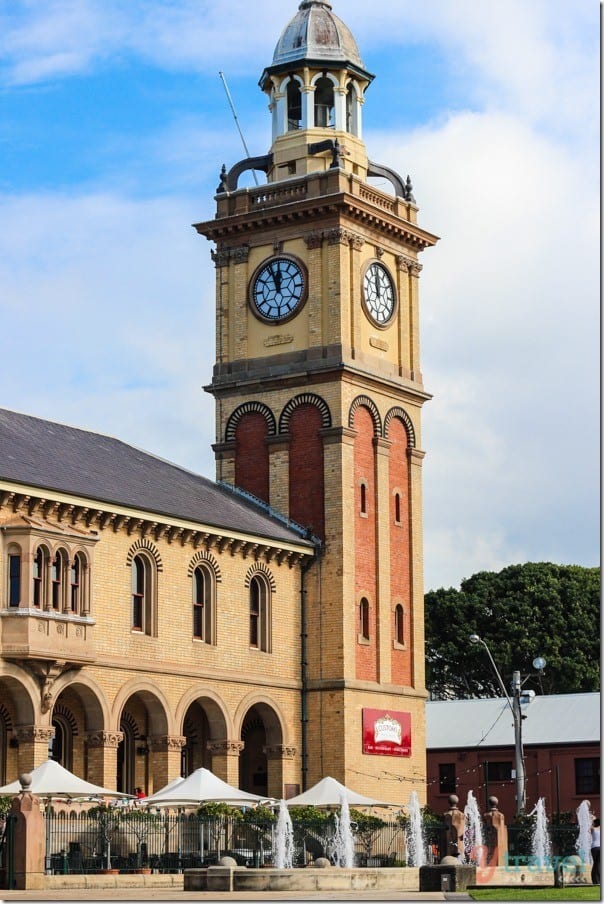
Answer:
[42,811,582,875]
[44,811,427,874]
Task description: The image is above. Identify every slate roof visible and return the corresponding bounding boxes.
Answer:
[0,408,314,548]
[426,693,600,750]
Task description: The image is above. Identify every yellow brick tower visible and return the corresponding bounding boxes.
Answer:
[195,0,438,803]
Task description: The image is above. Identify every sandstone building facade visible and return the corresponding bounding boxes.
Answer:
[0,1,437,804]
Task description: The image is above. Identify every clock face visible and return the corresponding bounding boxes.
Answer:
[363,262,396,326]
[250,256,307,323]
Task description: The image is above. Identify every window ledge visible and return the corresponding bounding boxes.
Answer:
[393,640,407,651]
[357,634,370,645]
[1,608,95,625]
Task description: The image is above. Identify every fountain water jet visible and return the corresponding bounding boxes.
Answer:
[274,799,294,869]
[332,795,355,867]
[575,800,592,866]
[405,791,427,867]
[530,798,552,866]
[463,791,484,865]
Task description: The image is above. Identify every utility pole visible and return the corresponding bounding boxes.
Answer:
[469,635,544,816]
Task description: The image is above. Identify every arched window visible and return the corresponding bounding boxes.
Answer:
[8,547,21,607]
[33,546,49,608]
[395,604,405,646]
[287,79,302,131]
[394,492,401,524]
[346,82,359,135]
[315,77,335,128]
[50,716,73,771]
[360,482,367,515]
[193,565,215,644]
[51,550,68,610]
[359,597,370,641]
[131,554,153,635]
[117,718,136,795]
[249,575,271,652]
[70,554,83,614]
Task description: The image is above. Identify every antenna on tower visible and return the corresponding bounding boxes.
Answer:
[218,71,259,186]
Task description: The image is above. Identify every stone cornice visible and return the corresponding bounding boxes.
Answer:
[195,185,438,253]
[0,483,313,567]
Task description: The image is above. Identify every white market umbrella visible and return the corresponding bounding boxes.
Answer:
[285,776,390,808]
[0,759,130,799]
[138,766,267,808]
[141,774,185,803]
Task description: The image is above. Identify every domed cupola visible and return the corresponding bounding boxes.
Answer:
[259,1,374,180]
[270,1,369,74]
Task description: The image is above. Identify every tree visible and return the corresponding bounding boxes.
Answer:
[425,562,600,699]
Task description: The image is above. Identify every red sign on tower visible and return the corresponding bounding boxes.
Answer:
[362,709,411,757]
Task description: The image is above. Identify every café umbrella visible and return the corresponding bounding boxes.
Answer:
[0,759,130,799]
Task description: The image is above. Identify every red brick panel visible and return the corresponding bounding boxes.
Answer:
[354,406,377,682]
[235,412,270,503]
[288,405,325,540]
[389,417,411,686]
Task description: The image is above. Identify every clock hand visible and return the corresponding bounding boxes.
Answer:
[271,263,282,293]
[374,268,381,300]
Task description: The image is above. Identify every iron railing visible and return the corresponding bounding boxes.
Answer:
[42,811,581,875]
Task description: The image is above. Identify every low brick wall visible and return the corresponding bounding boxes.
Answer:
[184,866,420,893]
[20,873,184,891]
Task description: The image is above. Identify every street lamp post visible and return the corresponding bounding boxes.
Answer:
[469,635,546,816]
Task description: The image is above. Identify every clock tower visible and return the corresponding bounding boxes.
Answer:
[195,0,438,800]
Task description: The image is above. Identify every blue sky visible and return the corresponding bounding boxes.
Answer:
[0,0,599,590]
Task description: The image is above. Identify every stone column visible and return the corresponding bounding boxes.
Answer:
[443,794,465,859]
[264,745,297,800]
[11,781,45,889]
[85,731,123,790]
[207,740,244,787]
[15,727,54,772]
[483,796,508,866]
[148,736,186,793]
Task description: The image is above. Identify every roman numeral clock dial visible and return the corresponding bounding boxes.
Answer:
[250,256,307,323]
[362,261,396,327]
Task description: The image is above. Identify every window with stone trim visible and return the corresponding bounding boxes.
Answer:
[249,574,271,652]
[3,526,93,613]
[33,545,48,607]
[7,547,21,607]
[131,553,154,635]
[394,604,405,646]
[193,564,215,644]
[359,597,370,641]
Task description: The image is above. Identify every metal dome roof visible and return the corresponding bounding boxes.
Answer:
[271,1,366,71]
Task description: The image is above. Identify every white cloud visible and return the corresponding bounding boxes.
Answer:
[0,191,216,477]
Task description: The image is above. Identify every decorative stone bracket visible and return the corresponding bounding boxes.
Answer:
[25,660,73,714]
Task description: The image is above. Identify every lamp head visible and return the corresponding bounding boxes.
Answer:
[532,656,546,671]
[469,634,481,644]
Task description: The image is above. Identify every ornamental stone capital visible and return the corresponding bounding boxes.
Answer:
[263,745,297,761]
[149,735,186,752]
[206,739,245,756]
[85,731,124,749]
[15,726,54,744]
